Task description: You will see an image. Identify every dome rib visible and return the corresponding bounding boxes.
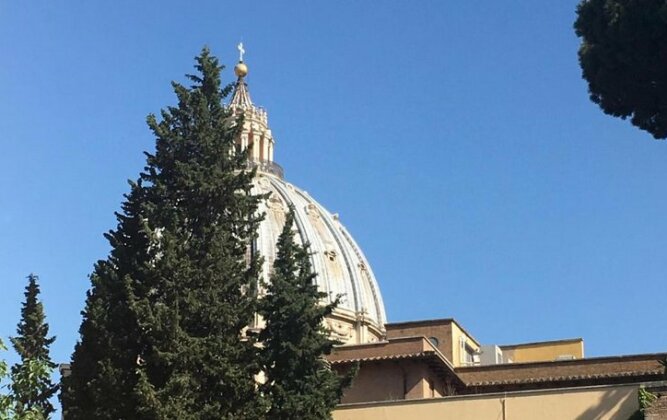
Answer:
[337,224,388,325]
[269,179,334,300]
[299,190,364,316]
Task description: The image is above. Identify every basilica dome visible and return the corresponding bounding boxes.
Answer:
[228,56,386,344]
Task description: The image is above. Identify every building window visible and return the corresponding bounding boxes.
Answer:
[428,337,439,347]
[460,336,478,366]
[464,346,476,365]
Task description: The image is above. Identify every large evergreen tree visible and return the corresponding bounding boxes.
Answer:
[259,209,354,420]
[10,274,57,419]
[574,0,667,139]
[61,48,266,419]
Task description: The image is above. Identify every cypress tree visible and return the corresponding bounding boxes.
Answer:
[259,209,355,420]
[61,48,266,419]
[10,274,57,419]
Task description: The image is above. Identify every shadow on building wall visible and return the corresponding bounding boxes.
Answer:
[574,388,638,420]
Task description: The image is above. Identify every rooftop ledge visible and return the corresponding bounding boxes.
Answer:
[248,160,284,179]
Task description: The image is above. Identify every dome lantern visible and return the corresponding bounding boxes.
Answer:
[228,43,276,169]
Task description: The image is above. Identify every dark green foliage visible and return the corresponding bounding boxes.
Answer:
[574,0,667,139]
[10,274,57,419]
[61,48,266,419]
[259,209,355,420]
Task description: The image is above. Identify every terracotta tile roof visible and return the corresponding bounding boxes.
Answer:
[329,351,436,365]
[329,337,465,387]
[329,336,449,365]
[457,353,667,387]
[331,337,666,393]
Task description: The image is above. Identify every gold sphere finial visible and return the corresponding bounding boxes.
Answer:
[235,42,248,78]
[234,62,248,78]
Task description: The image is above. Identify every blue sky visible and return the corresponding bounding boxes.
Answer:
[1,0,665,389]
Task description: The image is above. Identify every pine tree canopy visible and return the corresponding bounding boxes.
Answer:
[259,209,355,420]
[61,47,266,420]
[10,274,57,419]
[574,0,667,139]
